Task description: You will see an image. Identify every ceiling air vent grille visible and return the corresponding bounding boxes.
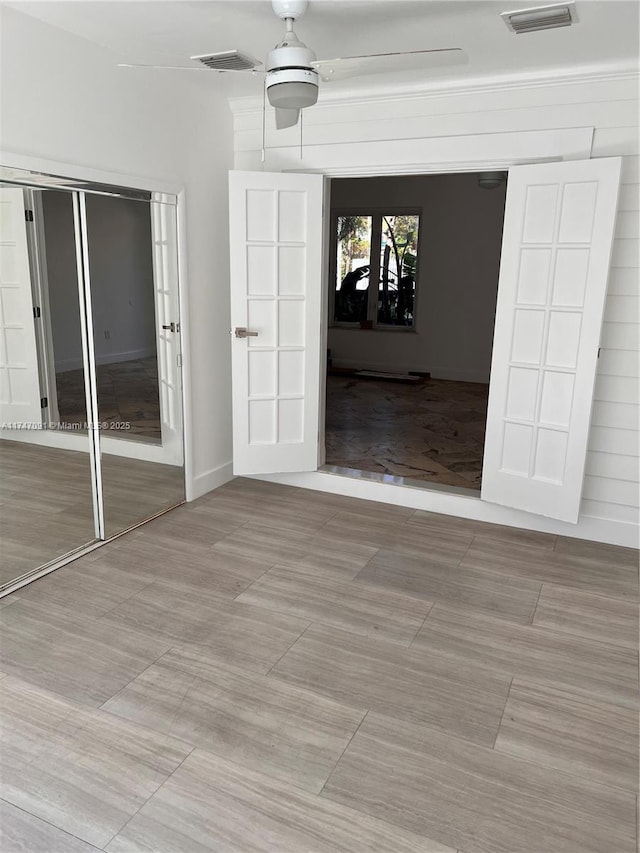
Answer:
[501,2,577,33]
[190,50,261,71]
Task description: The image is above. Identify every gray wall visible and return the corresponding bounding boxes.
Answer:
[42,191,157,372]
[328,173,507,383]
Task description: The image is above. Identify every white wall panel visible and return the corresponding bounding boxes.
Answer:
[585,450,639,482]
[589,425,639,455]
[591,400,639,431]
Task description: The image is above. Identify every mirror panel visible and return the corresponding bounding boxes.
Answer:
[83,194,184,538]
[0,186,96,587]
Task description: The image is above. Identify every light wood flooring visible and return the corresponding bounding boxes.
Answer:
[0,439,184,588]
[0,477,638,852]
[325,375,489,489]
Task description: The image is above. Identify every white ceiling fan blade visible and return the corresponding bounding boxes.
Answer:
[118,63,214,71]
[117,62,265,74]
[312,48,466,82]
[275,108,300,130]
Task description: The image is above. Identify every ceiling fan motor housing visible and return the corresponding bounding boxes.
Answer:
[266,42,319,109]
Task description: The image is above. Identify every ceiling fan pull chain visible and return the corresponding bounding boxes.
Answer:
[261,76,266,165]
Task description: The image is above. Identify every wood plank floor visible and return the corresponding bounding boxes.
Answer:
[0,477,638,853]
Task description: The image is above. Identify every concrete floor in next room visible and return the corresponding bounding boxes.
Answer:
[325,375,489,489]
[0,477,638,852]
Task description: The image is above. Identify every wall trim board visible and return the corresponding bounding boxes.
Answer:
[235,127,595,175]
[249,470,639,549]
[229,62,639,116]
[190,460,234,501]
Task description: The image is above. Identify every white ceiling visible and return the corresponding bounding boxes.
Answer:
[9,0,640,98]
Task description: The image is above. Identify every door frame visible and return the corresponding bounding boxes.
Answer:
[0,151,194,494]
[245,126,636,547]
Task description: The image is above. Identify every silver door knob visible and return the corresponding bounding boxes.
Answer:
[235,327,259,338]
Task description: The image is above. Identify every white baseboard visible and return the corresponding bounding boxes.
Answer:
[332,358,489,384]
[56,347,156,373]
[253,470,639,549]
[189,460,234,500]
[429,367,490,384]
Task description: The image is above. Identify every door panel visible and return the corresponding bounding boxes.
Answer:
[481,157,621,523]
[151,200,183,466]
[0,188,42,425]
[229,171,324,475]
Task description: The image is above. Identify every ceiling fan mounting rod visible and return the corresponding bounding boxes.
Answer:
[272,0,309,23]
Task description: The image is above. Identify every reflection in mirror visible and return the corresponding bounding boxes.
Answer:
[83,195,184,537]
[0,186,96,587]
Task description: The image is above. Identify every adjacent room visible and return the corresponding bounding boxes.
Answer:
[325,171,507,489]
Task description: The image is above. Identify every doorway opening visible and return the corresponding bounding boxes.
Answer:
[323,171,507,491]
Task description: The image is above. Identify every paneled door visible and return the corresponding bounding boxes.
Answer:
[229,171,324,475]
[481,157,621,523]
[0,187,43,426]
[151,199,183,466]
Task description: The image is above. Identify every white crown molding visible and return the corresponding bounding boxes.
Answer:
[228,59,639,115]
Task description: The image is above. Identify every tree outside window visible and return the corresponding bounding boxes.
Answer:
[333,211,420,329]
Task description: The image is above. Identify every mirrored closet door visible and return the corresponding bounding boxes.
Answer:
[0,168,186,592]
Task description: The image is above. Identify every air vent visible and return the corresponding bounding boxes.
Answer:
[190,50,261,71]
[501,2,577,33]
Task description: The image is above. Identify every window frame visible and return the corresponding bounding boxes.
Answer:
[329,206,422,332]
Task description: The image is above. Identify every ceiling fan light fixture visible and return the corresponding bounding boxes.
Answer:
[501,2,577,33]
[267,78,319,109]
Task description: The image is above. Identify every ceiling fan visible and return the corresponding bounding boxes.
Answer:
[120,0,466,130]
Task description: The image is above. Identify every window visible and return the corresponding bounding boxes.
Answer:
[332,211,420,329]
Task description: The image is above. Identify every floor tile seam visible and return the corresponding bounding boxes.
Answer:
[405,518,558,552]
[491,676,514,749]
[417,603,640,663]
[358,550,549,600]
[529,584,544,626]
[489,734,640,799]
[0,796,101,851]
[231,561,280,601]
[535,578,640,609]
[89,578,160,621]
[402,639,638,707]
[100,745,196,851]
[318,709,370,798]
[324,712,638,824]
[264,620,315,677]
[96,645,179,711]
[242,563,434,625]
[407,600,436,650]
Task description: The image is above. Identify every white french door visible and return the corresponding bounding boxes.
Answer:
[151,201,183,466]
[229,171,324,475]
[229,159,620,525]
[481,157,621,523]
[0,188,43,426]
